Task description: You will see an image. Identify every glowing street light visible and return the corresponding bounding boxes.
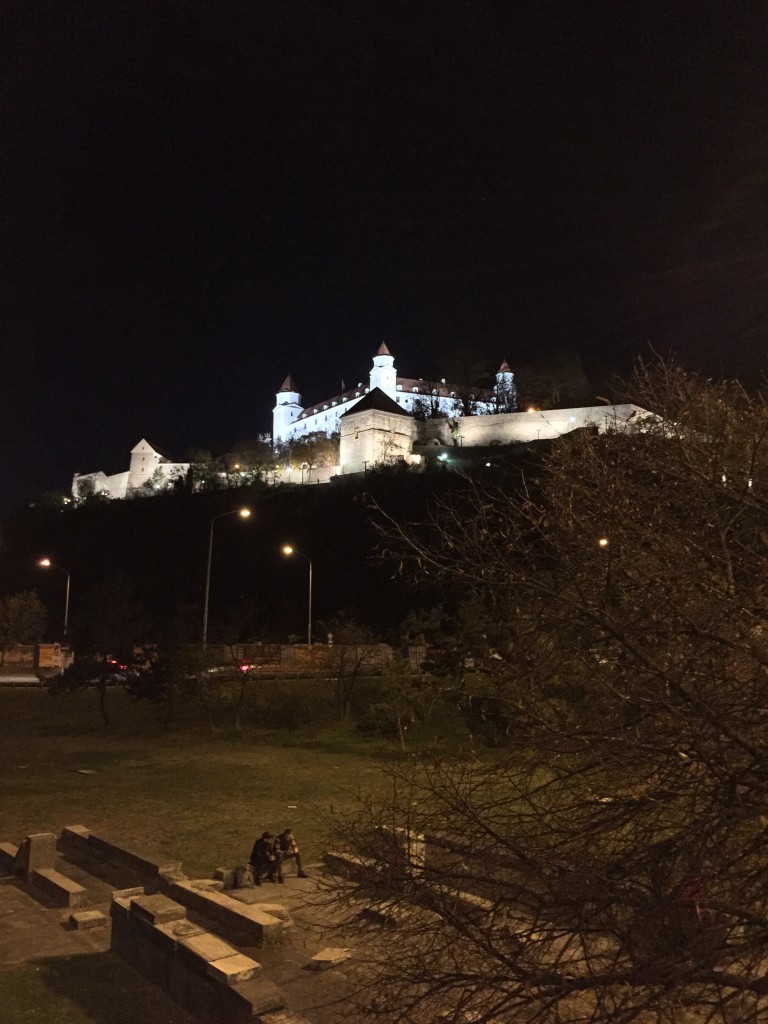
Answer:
[202,508,251,647]
[281,545,313,647]
[37,558,71,637]
[598,537,609,548]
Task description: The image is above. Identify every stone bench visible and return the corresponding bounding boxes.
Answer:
[362,898,443,929]
[61,824,183,883]
[322,850,379,881]
[0,842,18,874]
[169,880,286,944]
[31,867,87,907]
[427,884,494,920]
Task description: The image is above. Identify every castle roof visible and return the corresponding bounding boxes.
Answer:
[130,438,176,461]
[376,341,392,356]
[279,374,298,392]
[499,360,512,373]
[339,387,411,418]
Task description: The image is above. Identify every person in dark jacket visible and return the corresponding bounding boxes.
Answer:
[249,831,280,883]
[273,828,308,878]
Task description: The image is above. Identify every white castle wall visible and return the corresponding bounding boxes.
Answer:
[72,469,131,500]
[72,440,189,501]
[418,404,651,448]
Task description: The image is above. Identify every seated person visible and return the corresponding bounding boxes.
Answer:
[249,831,280,883]
[273,828,308,878]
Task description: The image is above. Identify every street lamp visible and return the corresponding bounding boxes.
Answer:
[202,508,251,647]
[281,545,313,647]
[37,558,71,637]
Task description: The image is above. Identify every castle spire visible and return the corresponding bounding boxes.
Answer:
[370,341,396,397]
[279,374,297,392]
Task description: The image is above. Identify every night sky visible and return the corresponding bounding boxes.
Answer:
[4,1,768,512]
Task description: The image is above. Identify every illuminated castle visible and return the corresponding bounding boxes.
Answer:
[272,343,516,443]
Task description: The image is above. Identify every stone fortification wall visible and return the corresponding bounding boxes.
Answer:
[421,403,651,448]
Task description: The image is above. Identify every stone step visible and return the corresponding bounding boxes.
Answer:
[169,879,286,944]
[31,868,88,907]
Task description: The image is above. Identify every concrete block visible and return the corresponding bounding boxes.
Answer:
[322,850,378,881]
[362,898,442,929]
[227,893,291,918]
[307,947,352,971]
[168,960,222,1022]
[191,879,224,892]
[170,880,286,943]
[31,868,87,907]
[158,868,188,890]
[110,909,136,959]
[0,842,18,873]
[130,893,187,925]
[207,952,262,986]
[14,832,57,882]
[112,886,146,900]
[61,824,91,844]
[214,866,236,888]
[228,975,286,1020]
[178,930,240,971]
[157,918,205,940]
[70,910,108,929]
[87,832,182,878]
[110,897,131,920]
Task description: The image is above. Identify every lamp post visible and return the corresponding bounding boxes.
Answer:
[202,508,251,647]
[37,558,71,637]
[281,545,313,647]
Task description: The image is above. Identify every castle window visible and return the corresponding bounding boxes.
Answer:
[396,384,402,391]
[412,387,419,393]
[356,392,361,398]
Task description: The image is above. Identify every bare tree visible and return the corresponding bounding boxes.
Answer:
[319,614,378,721]
[322,361,768,1024]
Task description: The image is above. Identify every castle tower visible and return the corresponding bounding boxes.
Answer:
[273,375,303,443]
[127,439,163,491]
[368,342,397,398]
[494,360,517,412]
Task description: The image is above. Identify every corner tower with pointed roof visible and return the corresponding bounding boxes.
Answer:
[369,341,397,397]
[273,375,304,443]
[494,359,517,412]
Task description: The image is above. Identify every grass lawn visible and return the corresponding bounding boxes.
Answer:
[0,685,402,1024]
[0,954,197,1024]
[0,687,392,873]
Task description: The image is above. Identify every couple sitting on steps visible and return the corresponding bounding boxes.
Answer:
[249,828,308,884]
